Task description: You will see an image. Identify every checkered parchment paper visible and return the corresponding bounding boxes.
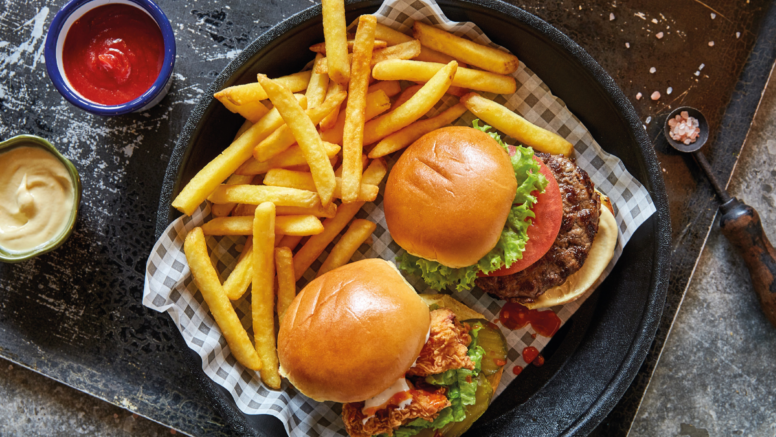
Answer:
[143,0,657,435]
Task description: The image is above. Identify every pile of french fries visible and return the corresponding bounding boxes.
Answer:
[173,0,574,390]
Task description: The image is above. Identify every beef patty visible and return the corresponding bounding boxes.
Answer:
[476,153,601,303]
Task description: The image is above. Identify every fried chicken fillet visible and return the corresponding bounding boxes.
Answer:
[342,309,474,437]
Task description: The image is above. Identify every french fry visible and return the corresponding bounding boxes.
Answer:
[369,103,468,158]
[277,204,337,218]
[305,54,331,111]
[320,90,391,144]
[208,185,320,208]
[183,227,261,370]
[319,82,346,130]
[171,95,308,216]
[232,203,337,219]
[445,85,469,97]
[211,174,254,217]
[342,15,377,203]
[321,0,350,84]
[334,154,368,177]
[264,169,379,202]
[214,71,312,117]
[372,23,459,65]
[315,40,421,75]
[317,219,377,277]
[293,202,365,280]
[368,80,402,97]
[413,22,519,75]
[371,40,421,66]
[223,237,253,300]
[254,90,347,161]
[252,203,280,389]
[309,39,387,54]
[372,60,516,95]
[215,92,269,123]
[461,92,573,156]
[274,247,296,321]
[237,142,340,175]
[234,119,254,140]
[278,235,304,251]
[361,157,388,185]
[391,84,422,111]
[257,74,337,206]
[201,215,324,236]
[362,61,457,145]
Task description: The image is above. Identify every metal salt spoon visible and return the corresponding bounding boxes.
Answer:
[663,106,776,327]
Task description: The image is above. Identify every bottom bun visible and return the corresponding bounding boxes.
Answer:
[523,202,618,309]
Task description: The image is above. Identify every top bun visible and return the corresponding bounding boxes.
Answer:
[277,259,430,403]
[384,126,517,268]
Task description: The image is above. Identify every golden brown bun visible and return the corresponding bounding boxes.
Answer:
[384,126,517,268]
[523,199,617,309]
[277,259,430,403]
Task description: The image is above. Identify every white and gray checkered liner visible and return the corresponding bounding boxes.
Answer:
[143,0,656,435]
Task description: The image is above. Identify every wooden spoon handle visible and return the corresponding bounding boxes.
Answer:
[719,199,776,328]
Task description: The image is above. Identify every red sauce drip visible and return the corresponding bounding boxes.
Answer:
[498,302,561,337]
[512,365,523,376]
[63,4,164,105]
[534,355,545,367]
[522,346,540,363]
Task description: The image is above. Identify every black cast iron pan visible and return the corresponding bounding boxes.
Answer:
[155,1,671,435]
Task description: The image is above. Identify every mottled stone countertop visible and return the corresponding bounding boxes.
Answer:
[1,0,776,436]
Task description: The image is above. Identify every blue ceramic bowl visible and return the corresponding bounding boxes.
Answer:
[44,0,176,116]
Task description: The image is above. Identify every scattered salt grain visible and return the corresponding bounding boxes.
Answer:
[649,67,656,74]
[652,18,658,24]
[736,32,741,38]
[656,32,664,39]
[651,91,661,100]
[694,71,701,76]
[646,116,652,124]
[626,42,630,48]
[699,63,705,70]
[667,87,673,95]
[610,13,615,21]
[636,92,643,100]
[711,13,716,19]
[709,41,715,47]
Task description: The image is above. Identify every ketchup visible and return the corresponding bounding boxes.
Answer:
[498,302,561,337]
[522,346,539,363]
[63,4,164,105]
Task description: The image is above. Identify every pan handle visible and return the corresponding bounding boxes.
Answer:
[719,198,776,328]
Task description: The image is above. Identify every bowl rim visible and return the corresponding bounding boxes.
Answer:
[43,0,176,116]
[154,0,671,435]
[0,134,82,263]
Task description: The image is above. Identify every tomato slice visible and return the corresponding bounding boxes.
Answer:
[482,156,563,277]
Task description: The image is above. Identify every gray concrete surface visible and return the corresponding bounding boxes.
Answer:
[0,359,172,436]
[630,69,776,436]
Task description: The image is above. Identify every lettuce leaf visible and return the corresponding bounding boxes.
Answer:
[396,120,548,291]
[390,323,488,437]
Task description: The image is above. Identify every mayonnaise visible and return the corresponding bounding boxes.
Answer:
[0,146,74,253]
[361,377,414,424]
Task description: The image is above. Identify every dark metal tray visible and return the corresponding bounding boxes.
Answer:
[156,1,672,435]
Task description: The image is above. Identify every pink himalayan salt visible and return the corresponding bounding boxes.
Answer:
[651,91,661,100]
[668,111,701,144]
